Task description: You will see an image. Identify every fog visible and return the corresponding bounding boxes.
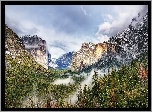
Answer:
[65,68,107,105]
[52,76,75,85]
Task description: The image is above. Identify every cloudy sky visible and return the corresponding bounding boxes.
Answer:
[5,5,148,59]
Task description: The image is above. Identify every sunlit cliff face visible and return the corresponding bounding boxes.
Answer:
[71,42,108,71]
[94,44,106,59]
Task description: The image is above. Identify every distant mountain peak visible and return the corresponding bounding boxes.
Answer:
[48,51,74,69]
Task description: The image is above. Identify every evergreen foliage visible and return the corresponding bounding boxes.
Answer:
[76,59,148,108]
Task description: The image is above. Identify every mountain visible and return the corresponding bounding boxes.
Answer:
[101,12,147,71]
[5,24,52,108]
[20,35,49,69]
[56,52,74,69]
[71,12,148,72]
[48,58,58,69]
[48,52,74,69]
[5,24,50,75]
[70,42,111,71]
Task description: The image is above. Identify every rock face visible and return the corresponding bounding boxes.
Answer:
[20,35,48,69]
[70,42,108,71]
[55,52,73,69]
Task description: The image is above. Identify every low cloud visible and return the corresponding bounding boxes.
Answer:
[96,5,148,37]
[52,76,75,85]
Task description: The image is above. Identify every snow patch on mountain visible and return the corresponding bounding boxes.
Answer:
[48,52,73,69]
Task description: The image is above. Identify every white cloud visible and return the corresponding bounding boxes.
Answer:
[98,22,112,34]
[92,34,110,44]
[47,46,65,59]
[105,14,114,21]
[80,6,88,16]
[102,14,114,23]
[97,5,148,37]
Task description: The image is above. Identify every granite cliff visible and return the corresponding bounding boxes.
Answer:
[70,42,108,71]
[20,35,48,69]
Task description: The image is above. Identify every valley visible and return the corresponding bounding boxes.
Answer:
[5,11,148,108]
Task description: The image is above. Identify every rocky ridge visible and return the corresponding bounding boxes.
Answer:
[70,42,108,71]
[20,35,48,69]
